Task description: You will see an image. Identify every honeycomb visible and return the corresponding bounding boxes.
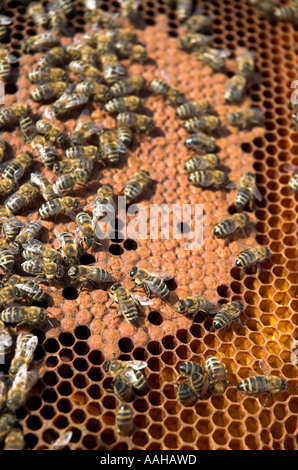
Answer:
[0,0,297,451]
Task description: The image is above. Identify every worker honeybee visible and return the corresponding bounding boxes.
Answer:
[0,412,17,443]
[176,100,211,119]
[213,213,250,241]
[109,76,146,97]
[99,129,128,165]
[28,66,68,83]
[2,274,46,303]
[30,173,57,202]
[105,95,143,114]
[67,265,114,288]
[36,119,68,147]
[38,197,82,219]
[104,359,147,391]
[212,300,244,330]
[234,172,262,210]
[176,382,197,406]
[129,267,171,300]
[178,33,211,51]
[183,115,222,134]
[0,319,12,357]
[123,169,150,201]
[228,107,264,129]
[188,170,228,189]
[195,47,229,72]
[184,154,220,172]
[116,112,155,134]
[206,355,228,394]
[236,51,255,79]
[235,245,271,271]
[149,79,185,106]
[53,168,92,195]
[9,332,38,377]
[22,33,61,52]
[4,182,38,214]
[12,220,43,253]
[27,2,49,27]
[21,258,64,281]
[224,74,247,103]
[184,132,216,152]
[176,296,217,319]
[0,306,47,327]
[6,364,39,412]
[57,232,78,266]
[75,211,98,249]
[1,151,34,181]
[92,184,115,224]
[184,12,212,32]
[109,282,148,325]
[30,81,68,102]
[3,428,25,451]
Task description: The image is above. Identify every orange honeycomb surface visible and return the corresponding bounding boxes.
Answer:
[0,0,297,450]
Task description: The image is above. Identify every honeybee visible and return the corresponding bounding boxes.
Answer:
[58,232,78,266]
[105,95,143,114]
[85,6,120,29]
[9,332,38,377]
[0,319,12,356]
[274,5,298,23]
[101,52,126,84]
[236,51,255,80]
[2,274,46,303]
[19,115,37,143]
[31,135,59,169]
[184,132,216,152]
[176,99,211,119]
[104,359,147,390]
[150,79,185,106]
[12,220,43,252]
[56,0,74,16]
[235,172,262,210]
[183,115,221,134]
[116,112,155,134]
[206,355,227,394]
[0,107,19,130]
[106,28,137,43]
[129,267,170,300]
[0,14,12,41]
[291,111,298,127]
[1,151,33,181]
[75,211,97,248]
[212,300,244,330]
[109,282,141,324]
[70,113,101,145]
[0,240,16,274]
[117,126,133,147]
[0,178,18,197]
[188,170,228,189]
[30,82,68,102]
[288,170,298,193]
[68,265,114,288]
[237,375,288,402]
[0,306,47,327]
[3,428,25,451]
[28,66,68,84]
[38,46,66,67]
[21,258,65,281]
[176,296,217,319]
[124,169,150,201]
[0,135,6,162]
[116,404,134,436]
[38,196,82,219]
[4,181,38,214]
[0,47,17,83]
[48,3,68,34]
[0,413,17,443]
[120,0,141,21]
[184,154,220,172]
[176,382,197,406]
[22,238,63,264]
[213,213,250,240]
[99,129,128,165]
[116,42,147,64]
[249,0,278,17]
[74,81,111,103]
[0,285,24,306]
[235,245,271,271]
[184,13,212,32]
[224,74,247,103]
[178,33,211,51]
[53,168,92,195]
[49,93,89,117]
[92,184,115,223]
[69,60,103,83]
[27,2,49,27]
[195,47,228,72]
[228,107,264,129]
[6,364,39,412]
[177,0,193,21]
[113,380,133,402]
[52,158,94,176]
[10,103,32,119]
[65,145,101,161]
[2,215,23,241]
[30,173,57,202]
[22,33,61,52]
[67,43,99,65]
[110,76,146,97]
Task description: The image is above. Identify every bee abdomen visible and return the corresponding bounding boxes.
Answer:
[235,187,251,208]
[213,219,235,237]
[212,310,231,329]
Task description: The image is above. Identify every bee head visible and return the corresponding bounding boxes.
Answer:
[39,308,47,322]
[176,299,186,313]
[129,267,138,278]
[73,199,81,210]
[56,265,65,278]
[56,133,67,146]
[110,282,121,293]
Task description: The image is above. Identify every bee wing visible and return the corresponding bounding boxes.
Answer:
[11,363,29,390]
[131,293,153,306]
[85,0,97,9]
[283,165,298,174]
[50,431,73,450]
[259,359,270,375]
[23,238,44,251]
[0,330,12,349]
[253,184,262,201]
[2,216,23,230]
[147,271,173,281]
[124,360,148,370]
[0,14,12,25]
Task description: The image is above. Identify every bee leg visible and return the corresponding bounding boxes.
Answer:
[264,393,271,407]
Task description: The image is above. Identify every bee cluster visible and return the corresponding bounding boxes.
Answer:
[0,0,295,450]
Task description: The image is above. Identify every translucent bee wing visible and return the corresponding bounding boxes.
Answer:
[283,165,298,174]
[44,106,55,120]
[106,63,126,77]
[253,184,262,201]
[259,359,270,375]
[131,293,153,306]
[23,238,45,250]
[85,0,97,9]
[2,217,23,230]
[124,360,148,371]
[8,54,17,64]
[50,431,73,450]
[226,181,237,190]
[116,139,128,153]
[0,14,12,25]
[0,330,12,349]
[11,363,29,390]
[147,271,173,281]
[12,166,26,180]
